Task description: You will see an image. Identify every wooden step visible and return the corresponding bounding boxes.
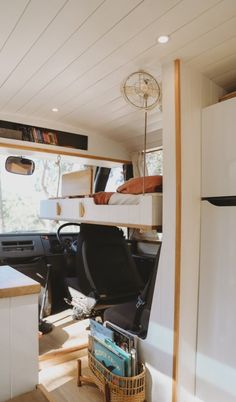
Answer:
[7,384,55,402]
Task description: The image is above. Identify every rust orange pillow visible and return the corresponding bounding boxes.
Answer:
[117,176,162,194]
[92,192,114,204]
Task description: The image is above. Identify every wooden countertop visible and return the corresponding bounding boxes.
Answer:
[0,265,41,298]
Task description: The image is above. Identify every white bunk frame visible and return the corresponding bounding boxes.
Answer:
[40,193,162,230]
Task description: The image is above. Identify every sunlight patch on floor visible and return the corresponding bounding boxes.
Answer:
[39,310,103,402]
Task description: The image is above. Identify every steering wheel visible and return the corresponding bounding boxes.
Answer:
[56,222,81,255]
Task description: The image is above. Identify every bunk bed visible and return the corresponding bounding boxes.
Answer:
[39,173,163,230]
[40,193,162,230]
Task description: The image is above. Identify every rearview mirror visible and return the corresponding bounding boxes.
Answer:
[5,156,35,176]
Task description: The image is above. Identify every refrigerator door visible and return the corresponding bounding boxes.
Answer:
[196,201,236,402]
[202,98,236,197]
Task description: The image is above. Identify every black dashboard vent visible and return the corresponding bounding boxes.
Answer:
[1,240,34,252]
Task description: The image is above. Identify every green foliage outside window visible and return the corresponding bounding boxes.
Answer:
[0,156,84,233]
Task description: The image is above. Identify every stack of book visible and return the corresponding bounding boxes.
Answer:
[21,126,58,145]
[89,319,138,377]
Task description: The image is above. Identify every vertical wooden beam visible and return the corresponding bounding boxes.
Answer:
[172,59,181,402]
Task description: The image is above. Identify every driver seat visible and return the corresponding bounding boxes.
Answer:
[65,224,143,317]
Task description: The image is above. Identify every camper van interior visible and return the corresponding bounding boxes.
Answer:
[0,1,236,402]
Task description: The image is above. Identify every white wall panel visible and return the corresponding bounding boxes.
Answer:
[140,61,176,402]
[0,298,11,402]
[11,295,39,398]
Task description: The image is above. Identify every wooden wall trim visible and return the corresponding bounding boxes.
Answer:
[0,140,131,165]
[172,59,181,402]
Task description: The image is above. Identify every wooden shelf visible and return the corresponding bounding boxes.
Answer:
[0,137,130,165]
[0,119,131,165]
[0,119,87,149]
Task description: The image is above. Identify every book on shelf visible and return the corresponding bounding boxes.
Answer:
[90,335,127,377]
[47,131,58,145]
[89,319,138,377]
[104,338,132,377]
[104,321,138,376]
[32,127,38,142]
[90,319,114,342]
[41,130,58,145]
[104,321,138,353]
[36,128,43,143]
[42,131,49,144]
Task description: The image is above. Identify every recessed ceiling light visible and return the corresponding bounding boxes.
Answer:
[52,107,59,112]
[158,35,169,44]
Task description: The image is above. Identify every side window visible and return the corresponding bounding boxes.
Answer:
[0,155,84,233]
[105,167,124,192]
[146,149,163,176]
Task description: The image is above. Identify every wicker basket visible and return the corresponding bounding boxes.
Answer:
[88,351,146,402]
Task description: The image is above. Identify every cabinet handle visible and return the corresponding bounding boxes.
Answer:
[79,202,85,217]
[56,202,61,216]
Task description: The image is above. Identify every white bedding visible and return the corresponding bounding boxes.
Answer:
[108,193,160,205]
[108,193,142,205]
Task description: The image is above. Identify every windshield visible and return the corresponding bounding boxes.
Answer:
[0,155,84,233]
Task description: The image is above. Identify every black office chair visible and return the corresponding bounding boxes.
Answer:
[103,243,161,337]
[58,223,144,319]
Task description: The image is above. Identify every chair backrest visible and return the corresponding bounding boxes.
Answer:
[75,224,143,301]
[102,243,162,336]
[137,242,162,336]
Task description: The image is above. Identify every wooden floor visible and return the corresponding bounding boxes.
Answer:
[6,388,49,402]
[38,310,103,402]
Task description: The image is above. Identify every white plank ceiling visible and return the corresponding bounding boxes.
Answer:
[0,0,236,150]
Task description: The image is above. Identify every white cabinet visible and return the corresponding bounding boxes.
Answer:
[196,201,236,402]
[197,97,236,402]
[0,266,40,401]
[202,97,236,197]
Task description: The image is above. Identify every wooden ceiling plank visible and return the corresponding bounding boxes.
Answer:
[78,107,162,136]
[20,0,218,118]
[0,0,29,50]
[184,17,236,68]
[70,103,162,131]
[41,2,221,119]
[203,52,236,80]
[22,0,179,115]
[0,0,104,110]
[0,0,66,86]
[40,89,124,122]
[18,3,225,134]
[147,0,236,67]
[212,67,236,89]
[2,0,143,113]
[186,34,236,71]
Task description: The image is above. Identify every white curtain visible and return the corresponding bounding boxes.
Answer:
[131,151,148,177]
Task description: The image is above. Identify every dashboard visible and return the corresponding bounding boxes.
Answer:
[0,232,78,313]
[0,232,77,259]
